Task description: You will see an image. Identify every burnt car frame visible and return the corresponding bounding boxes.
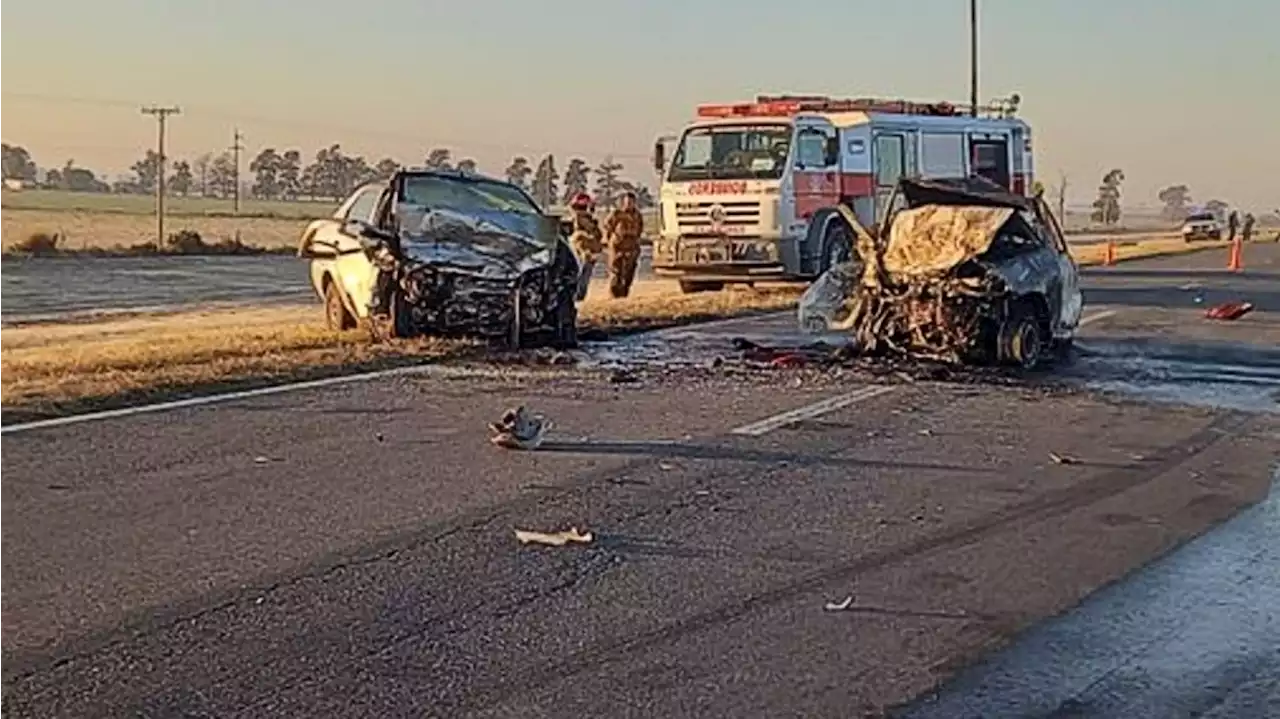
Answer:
[297,170,580,348]
[798,176,1084,369]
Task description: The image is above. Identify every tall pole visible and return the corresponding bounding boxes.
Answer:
[141,106,180,244]
[229,128,245,214]
[969,0,979,116]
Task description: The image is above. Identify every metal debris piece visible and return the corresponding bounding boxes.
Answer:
[514,527,593,547]
[608,368,640,384]
[253,456,271,464]
[824,596,856,611]
[770,353,808,369]
[1049,451,1079,465]
[489,406,549,450]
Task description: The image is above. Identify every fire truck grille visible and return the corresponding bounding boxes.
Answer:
[675,201,760,234]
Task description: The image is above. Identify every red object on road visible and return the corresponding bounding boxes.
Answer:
[1205,301,1254,321]
[769,353,808,368]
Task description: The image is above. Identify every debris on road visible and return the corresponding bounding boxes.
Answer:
[1205,301,1254,321]
[514,527,594,547]
[1048,451,1080,465]
[797,177,1082,370]
[253,456,272,465]
[824,596,856,611]
[488,406,549,450]
[608,368,640,384]
[769,353,808,369]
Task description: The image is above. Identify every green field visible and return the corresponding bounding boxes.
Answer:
[1,188,338,219]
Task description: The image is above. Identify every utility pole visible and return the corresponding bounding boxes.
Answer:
[969,0,979,116]
[141,106,181,245]
[229,128,245,214]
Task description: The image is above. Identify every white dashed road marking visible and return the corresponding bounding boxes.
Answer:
[731,386,897,437]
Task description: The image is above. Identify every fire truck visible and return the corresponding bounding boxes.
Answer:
[650,94,1034,293]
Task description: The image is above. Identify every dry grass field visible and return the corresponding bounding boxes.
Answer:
[0,279,803,420]
[1,208,308,252]
[1,188,337,218]
[2,188,1200,256]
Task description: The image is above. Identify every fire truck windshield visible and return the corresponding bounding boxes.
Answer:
[667,123,792,182]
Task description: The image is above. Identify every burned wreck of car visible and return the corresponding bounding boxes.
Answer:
[299,170,580,348]
[798,177,1083,369]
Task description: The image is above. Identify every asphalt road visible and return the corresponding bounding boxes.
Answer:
[0,231,1216,323]
[3,245,1279,717]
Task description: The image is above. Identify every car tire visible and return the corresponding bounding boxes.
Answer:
[679,280,725,294]
[323,278,356,331]
[821,221,854,274]
[368,290,411,342]
[551,296,579,349]
[507,289,524,350]
[997,303,1046,370]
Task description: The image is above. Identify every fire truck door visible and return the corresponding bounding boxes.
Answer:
[968,133,1012,190]
[872,132,909,224]
[791,121,840,226]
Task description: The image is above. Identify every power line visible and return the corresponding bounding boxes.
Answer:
[229,128,245,214]
[141,106,180,244]
[4,90,653,162]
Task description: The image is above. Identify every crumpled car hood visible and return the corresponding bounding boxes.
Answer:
[396,206,559,279]
[882,205,1015,277]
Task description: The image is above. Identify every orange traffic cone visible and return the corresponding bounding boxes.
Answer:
[1104,240,1117,266]
[1227,238,1243,272]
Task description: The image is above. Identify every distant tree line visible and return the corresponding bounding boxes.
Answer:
[2,142,653,209]
[1155,184,1229,221]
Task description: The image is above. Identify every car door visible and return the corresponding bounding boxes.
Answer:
[301,185,385,318]
[1036,195,1083,336]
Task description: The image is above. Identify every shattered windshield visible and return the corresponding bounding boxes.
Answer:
[667,123,792,182]
[400,174,541,216]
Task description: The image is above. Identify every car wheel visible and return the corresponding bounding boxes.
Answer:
[679,280,725,294]
[551,295,579,349]
[998,304,1046,370]
[507,289,524,350]
[323,278,356,331]
[368,290,410,342]
[821,221,854,273]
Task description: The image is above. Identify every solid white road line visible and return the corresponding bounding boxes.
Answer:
[0,364,524,436]
[730,385,896,437]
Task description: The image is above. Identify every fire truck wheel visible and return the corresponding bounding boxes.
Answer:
[821,222,854,273]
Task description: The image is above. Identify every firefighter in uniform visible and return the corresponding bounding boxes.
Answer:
[603,190,645,298]
[567,192,602,301]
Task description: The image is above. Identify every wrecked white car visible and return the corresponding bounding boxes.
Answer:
[799,177,1083,369]
[298,170,580,348]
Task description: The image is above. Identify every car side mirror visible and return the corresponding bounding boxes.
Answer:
[824,137,840,166]
[652,141,666,175]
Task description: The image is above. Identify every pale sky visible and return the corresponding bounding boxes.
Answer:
[2,0,1277,210]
